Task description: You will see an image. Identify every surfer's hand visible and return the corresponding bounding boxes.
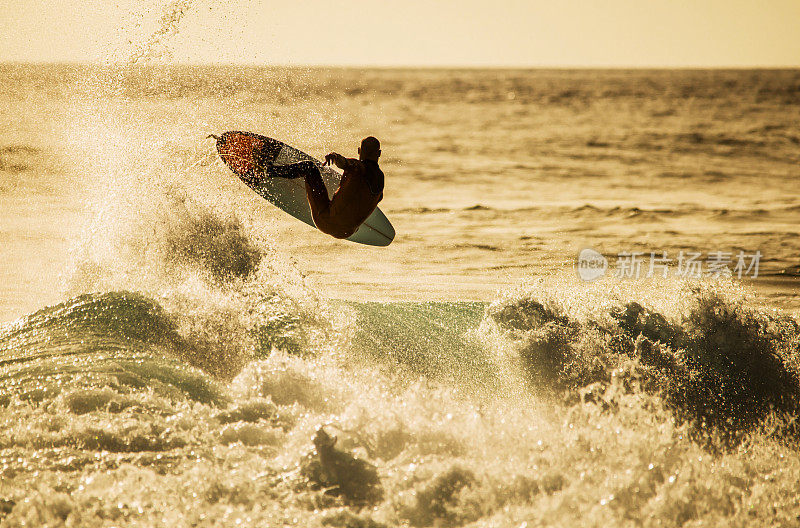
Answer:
[323,153,338,167]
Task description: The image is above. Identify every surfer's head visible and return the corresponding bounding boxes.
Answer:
[358,136,381,162]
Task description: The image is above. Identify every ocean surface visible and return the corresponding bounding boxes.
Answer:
[1,63,800,527]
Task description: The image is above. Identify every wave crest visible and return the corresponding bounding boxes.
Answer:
[486,281,800,448]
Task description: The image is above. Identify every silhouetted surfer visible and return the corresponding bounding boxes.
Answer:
[268,136,384,239]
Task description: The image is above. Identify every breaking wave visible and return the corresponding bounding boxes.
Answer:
[3,256,800,526]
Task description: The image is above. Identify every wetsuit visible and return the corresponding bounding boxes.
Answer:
[269,159,384,239]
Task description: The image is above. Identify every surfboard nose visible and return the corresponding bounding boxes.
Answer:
[211,131,267,180]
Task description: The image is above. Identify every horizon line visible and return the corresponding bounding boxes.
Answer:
[2,59,799,70]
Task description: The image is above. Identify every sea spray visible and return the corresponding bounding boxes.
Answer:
[483,278,800,448]
[4,276,800,526]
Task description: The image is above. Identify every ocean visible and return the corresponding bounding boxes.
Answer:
[1,64,800,526]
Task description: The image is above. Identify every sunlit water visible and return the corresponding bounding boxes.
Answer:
[1,58,800,527]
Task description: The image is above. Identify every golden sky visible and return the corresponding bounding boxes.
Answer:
[1,0,799,66]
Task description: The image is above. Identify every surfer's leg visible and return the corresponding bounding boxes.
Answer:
[265,160,345,237]
[304,167,331,216]
[304,170,350,239]
[268,160,318,179]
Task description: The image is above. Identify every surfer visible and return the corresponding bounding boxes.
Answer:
[267,136,385,239]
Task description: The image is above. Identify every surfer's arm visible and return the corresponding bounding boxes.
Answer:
[324,152,359,171]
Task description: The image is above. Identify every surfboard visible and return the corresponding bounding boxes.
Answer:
[211,131,395,247]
